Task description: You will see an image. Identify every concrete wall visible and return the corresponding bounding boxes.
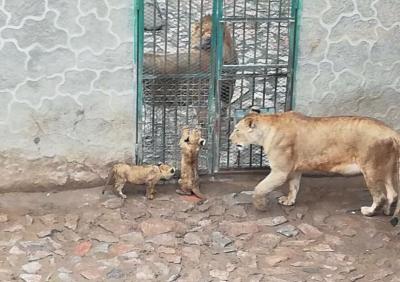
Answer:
[294,0,400,131]
[1,0,399,191]
[0,0,135,191]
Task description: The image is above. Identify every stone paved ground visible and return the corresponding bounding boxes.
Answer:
[1,174,400,282]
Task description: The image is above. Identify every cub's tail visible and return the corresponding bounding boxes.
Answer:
[102,166,115,195]
[192,186,207,200]
[192,178,207,200]
[390,137,400,226]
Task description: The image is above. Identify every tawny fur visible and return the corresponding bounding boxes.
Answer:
[177,127,206,199]
[103,163,175,200]
[229,109,400,224]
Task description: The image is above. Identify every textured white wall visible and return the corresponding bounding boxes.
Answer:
[1,0,399,191]
[0,0,135,191]
[294,0,400,131]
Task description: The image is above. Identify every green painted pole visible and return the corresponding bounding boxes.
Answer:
[133,0,144,164]
[208,0,224,173]
[289,0,302,110]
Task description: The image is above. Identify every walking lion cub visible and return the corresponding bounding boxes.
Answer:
[103,163,175,200]
[229,107,400,225]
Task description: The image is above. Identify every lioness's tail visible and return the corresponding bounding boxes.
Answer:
[390,137,400,226]
[102,167,115,195]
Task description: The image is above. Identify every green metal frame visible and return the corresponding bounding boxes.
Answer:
[133,0,144,164]
[207,0,224,173]
[288,0,301,110]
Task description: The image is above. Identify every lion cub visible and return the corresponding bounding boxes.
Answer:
[103,163,175,199]
[176,127,207,199]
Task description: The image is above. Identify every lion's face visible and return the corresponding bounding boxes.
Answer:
[158,163,176,180]
[191,15,236,65]
[191,15,213,50]
[180,127,206,151]
[229,114,264,150]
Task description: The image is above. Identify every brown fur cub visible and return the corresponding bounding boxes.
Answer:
[103,163,175,199]
[176,127,206,199]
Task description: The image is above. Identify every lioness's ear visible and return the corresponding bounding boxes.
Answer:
[245,117,256,129]
[249,120,256,129]
[157,162,162,166]
[250,106,261,114]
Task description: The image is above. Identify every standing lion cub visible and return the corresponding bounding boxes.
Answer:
[103,163,175,199]
[229,107,400,225]
[176,127,207,199]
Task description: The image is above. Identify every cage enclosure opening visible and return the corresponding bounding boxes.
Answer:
[135,0,296,173]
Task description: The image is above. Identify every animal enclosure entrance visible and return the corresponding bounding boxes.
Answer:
[133,0,299,173]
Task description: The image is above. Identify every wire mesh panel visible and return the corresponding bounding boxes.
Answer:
[135,0,297,173]
[216,0,295,171]
[142,77,210,171]
[139,0,216,172]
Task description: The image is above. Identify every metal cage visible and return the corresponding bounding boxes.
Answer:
[133,0,299,173]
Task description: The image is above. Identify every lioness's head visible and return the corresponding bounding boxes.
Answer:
[229,108,264,150]
[157,163,176,180]
[180,127,206,151]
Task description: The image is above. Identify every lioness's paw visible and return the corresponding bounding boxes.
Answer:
[119,194,127,199]
[278,196,295,206]
[147,194,155,200]
[253,195,267,211]
[361,206,375,217]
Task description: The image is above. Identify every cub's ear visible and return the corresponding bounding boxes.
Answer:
[199,138,206,146]
[157,162,163,166]
[250,106,261,114]
[202,14,212,21]
[181,127,190,142]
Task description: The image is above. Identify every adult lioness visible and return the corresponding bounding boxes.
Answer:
[229,108,400,224]
[103,163,175,199]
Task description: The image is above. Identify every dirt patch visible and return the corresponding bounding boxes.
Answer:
[0,174,399,281]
